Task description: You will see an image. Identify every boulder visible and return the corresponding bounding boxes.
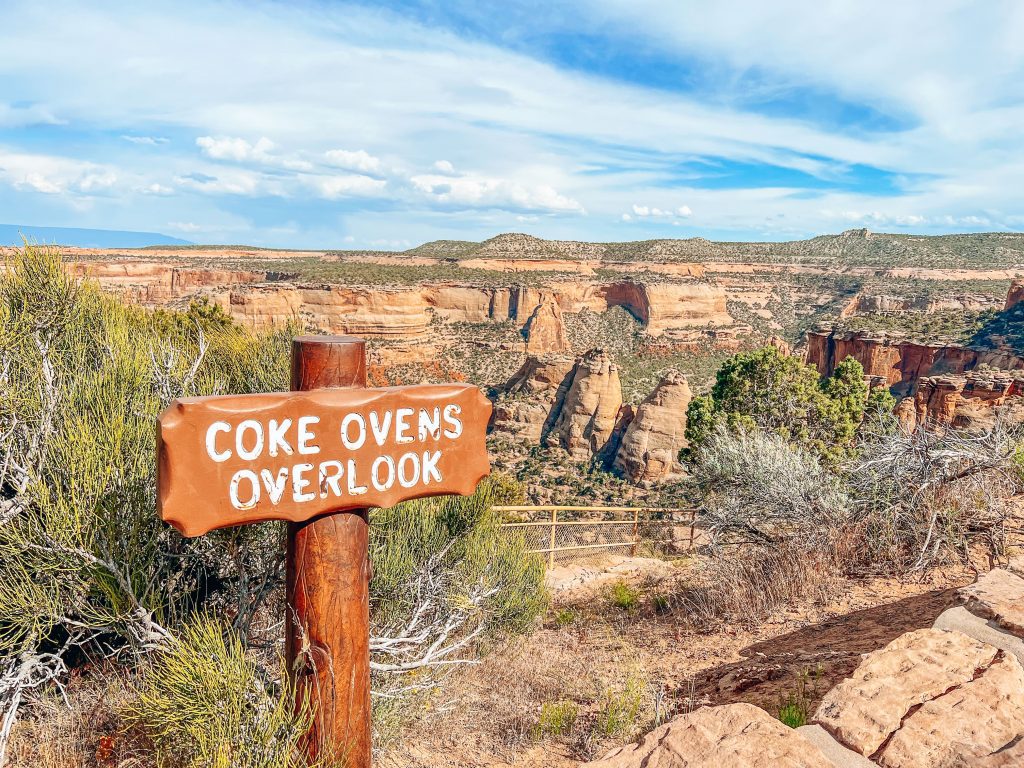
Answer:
[938,738,1024,767]
[489,355,574,443]
[582,702,834,767]
[546,349,624,461]
[613,370,692,482]
[959,569,1024,638]
[813,628,999,757]
[933,606,1024,665]
[523,298,572,354]
[875,652,1024,768]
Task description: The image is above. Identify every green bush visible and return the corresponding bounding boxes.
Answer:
[685,347,867,460]
[553,608,578,627]
[533,700,579,739]
[605,580,640,611]
[595,676,645,738]
[123,616,313,768]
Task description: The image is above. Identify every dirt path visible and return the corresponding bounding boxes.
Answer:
[379,567,973,767]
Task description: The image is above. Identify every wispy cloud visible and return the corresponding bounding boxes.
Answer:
[0,0,1020,246]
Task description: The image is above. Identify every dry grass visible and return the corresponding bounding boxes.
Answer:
[7,672,151,768]
[675,540,851,628]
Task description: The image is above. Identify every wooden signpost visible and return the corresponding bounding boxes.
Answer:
[157,336,491,766]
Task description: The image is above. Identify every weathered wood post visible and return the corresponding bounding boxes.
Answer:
[286,335,371,767]
[156,333,491,767]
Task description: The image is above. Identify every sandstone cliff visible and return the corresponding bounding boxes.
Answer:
[805,327,1024,396]
[1006,279,1024,310]
[545,349,625,461]
[490,355,575,444]
[613,371,692,482]
[523,299,571,354]
[896,369,1024,431]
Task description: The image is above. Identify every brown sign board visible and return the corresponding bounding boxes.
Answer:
[158,383,491,537]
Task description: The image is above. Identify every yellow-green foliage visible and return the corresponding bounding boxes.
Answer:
[605,580,640,611]
[123,616,313,768]
[595,676,645,738]
[0,244,292,659]
[370,473,547,637]
[533,700,579,739]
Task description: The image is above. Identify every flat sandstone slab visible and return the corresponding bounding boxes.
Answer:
[876,651,1024,767]
[813,628,999,757]
[933,606,1024,665]
[582,702,833,768]
[959,568,1024,639]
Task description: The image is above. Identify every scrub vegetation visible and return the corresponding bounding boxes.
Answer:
[0,247,546,766]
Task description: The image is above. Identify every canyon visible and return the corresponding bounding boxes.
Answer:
[26,232,1024,477]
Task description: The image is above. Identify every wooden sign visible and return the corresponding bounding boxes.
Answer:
[157,336,492,767]
[158,384,491,537]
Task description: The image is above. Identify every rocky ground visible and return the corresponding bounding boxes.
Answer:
[578,562,1024,767]
[378,556,985,768]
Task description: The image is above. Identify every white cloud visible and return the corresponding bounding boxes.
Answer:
[433,160,456,174]
[0,102,64,128]
[138,182,174,195]
[324,149,381,174]
[0,149,118,195]
[627,203,693,221]
[197,135,274,162]
[410,172,584,213]
[314,174,387,199]
[122,135,169,146]
[167,221,202,232]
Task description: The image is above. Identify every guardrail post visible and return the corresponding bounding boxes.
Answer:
[548,508,557,569]
[630,508,640,556]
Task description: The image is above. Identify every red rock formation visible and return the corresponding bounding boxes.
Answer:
[909,369,1024,430]
[490,355,575,443]
[805,327,1024,396]
[613,371,691,482]
[1006,279,1024,311]
[545,349,624,461]
[523,299,571,354]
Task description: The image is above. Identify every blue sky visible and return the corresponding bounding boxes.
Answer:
[1,0,1023,248]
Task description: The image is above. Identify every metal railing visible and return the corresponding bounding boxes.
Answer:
[494,505,699,568]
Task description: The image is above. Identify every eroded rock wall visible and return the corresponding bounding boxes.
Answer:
[613,371,692,482]
[545,349,625,461]
[805,327,1024,396]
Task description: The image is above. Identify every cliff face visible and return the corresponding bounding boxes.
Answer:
[805,327,1024,396]
[65,256,734,341]
[545,350,625,461]
[1006,279,1024,310]
[613,371,692,482]
[898,369,1024,431]
[66,262,266,304]
[524,299,571,355]
[490,355,576,443]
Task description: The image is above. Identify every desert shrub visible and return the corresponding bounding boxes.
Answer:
[605,581,640,611]
[123,615,312,768]
[553,608,578,627]
[594,676,645,738]
[845,423,1023,570]
[368,474,547,717]
[685,347,867,459]
[678,542,847,627]
[688,425,850,547]
[533,700,579,739]
[776,669,818,729]
[0,246,293,759]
